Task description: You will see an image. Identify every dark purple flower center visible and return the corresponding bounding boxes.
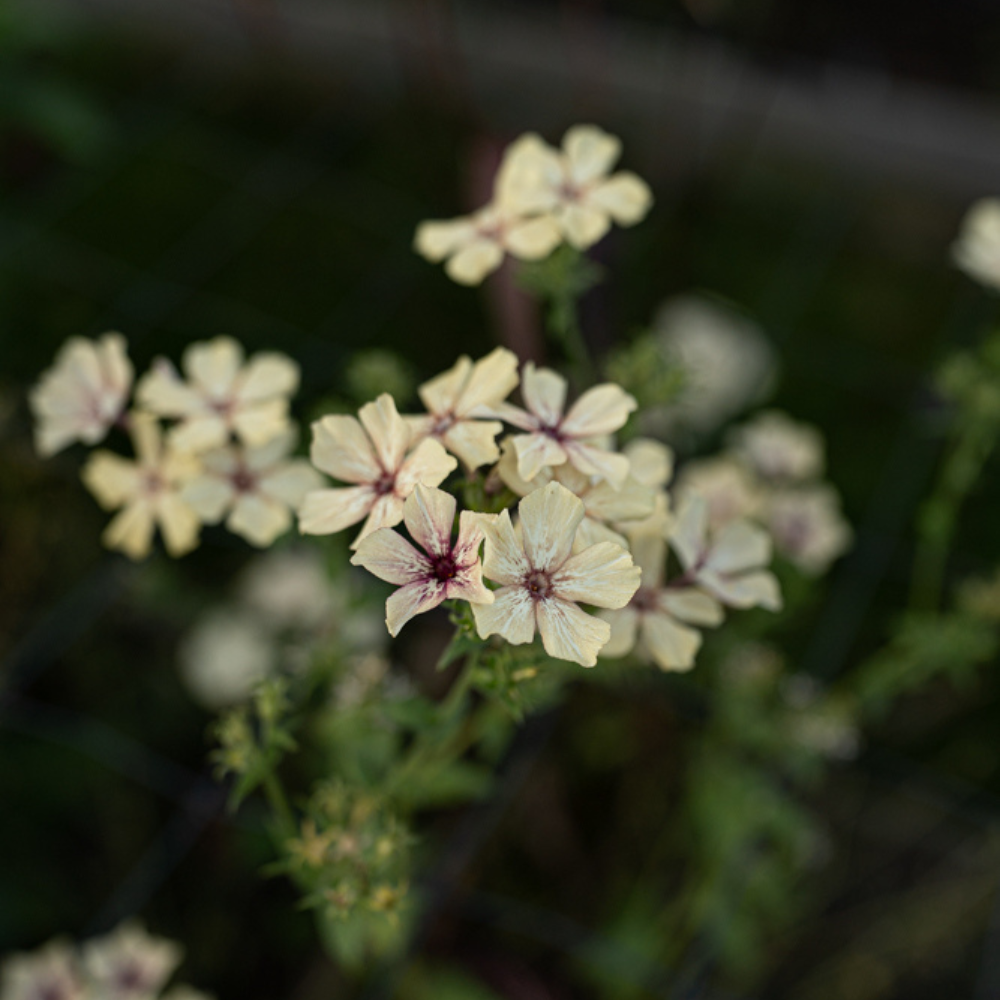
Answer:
[632,587,659,613]
[431,552,458,582]
[374,472,396,496]
[113,961,149,993]
[231,466,257,493]
[525,570,552,600]
[430,413,455,436]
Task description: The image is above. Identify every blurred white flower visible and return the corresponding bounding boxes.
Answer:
[236,547,338,632]
[766,485,852,575]
[675,455,763,531]
[80,921,182,1000]
[952,197,1000,291]
[1,940,85,1000]
[729,410,824,482]
[30,333,133,457]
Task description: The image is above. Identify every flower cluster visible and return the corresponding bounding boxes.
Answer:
[0,921,209,1000]
[31,334,319,559]
[414,125,652,285]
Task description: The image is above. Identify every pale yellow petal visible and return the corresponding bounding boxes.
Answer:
[227,494,291,546]
[359,394,411,474]
[553,541,640,609]
[562,440,630,490]
[494,133,562,213]
[706,520,772,575]
[103,502,155,560]
[521,363,566,426]
[169,414,229,453]
[418,355,473,414]
[130,412,162,466]
[232,398,291,447]
[135,359,200,417]
[641,612,703,672]
[445,238,504,285]
[351,526,430,585]
[583,476,655,524]
[505,216,562,261]
[157,493,202,556]
[513,431,567,482]
[670,497,708,572]
[442,419,504,470]
[536,597,610,667]
[519,481,584,573]
[562,125,621,185]
[701,569,782,611]
[386,580,447,636]
[258,461,324,507]
[394,438,457,493]
[298,485,374,536]
[588,173,652,225]
[562,383,637,438]
[659,588,724,627]
[625,439,674,488]
[574,517,629,553]
[236,352,299,403]
[596,606,638,659]
[404,483,455,557]
[82,451,140,509]
[472,585,536,645]
[629,532,667,588]
[310,414,380,484]
[455,347,520,414]
[497,435,543,496]
[414,218,477,262]
[559,202,611,250]
[181,475,234,522]
[353,492,406,549]
[184,336,243,399]
[479,508,530,585]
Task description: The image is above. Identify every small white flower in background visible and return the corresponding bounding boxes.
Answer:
[30,332,133,457]
[952,197,1000,291]
[236,547,339,632]
[766,485,852,575]
[136,336,299,453]
[181,430,323,547]
[80,921,182,1000]
[670,496,782,611]
[473,481,640,667]
[652,295,776,436]
[0,939,86,1000]
[498,125,653,250]
[598,528,723,671]
[81,413,202,560]
[495,363,637,487]
[407,347,519,470]
[351,484,494,636]
[299,393,457,549]
[622,437,674,489]
[675,455,763,531]
[729,410,824,482]
[414,201,561,286]
[178,607,275,709]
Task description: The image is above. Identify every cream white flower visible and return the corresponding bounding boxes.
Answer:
[299,393,457,549]
[670,496,782,611]
[181,430,323,547]
[236,547,339,632]
[136,336,299,453]
[0,939,86,1000]
[766,485,852,575]
[675,455,763,531]
[472,481,640,667]
[598,529,723,671]
[730,410,824,482]
[80,921,182,1000]
[407,347,519,470]
[81,413,202,559]
[952,197,1000,291]
[30,333,133,457]
[414,202,561,286]
[497,125,653,250]
[351,484,493,636]
[496,363,636,488]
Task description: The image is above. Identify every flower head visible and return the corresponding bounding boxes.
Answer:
[472,481,640,666]
[496,363,637,488]
[181,429,323,547]
[498,125,653,250]
[407,347,519,470]
[953,197,1000,291]
[729,410,824,482]
[351,484,493,635]
[299,393,457,548]
[80,921,182,1000]
[136,336,299,453]
[30,333,133,457]
[1,939,86,1000]
[81,413,202,559]
[765,485,852,575]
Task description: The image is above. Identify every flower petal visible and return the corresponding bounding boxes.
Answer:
[298,485,374,536]
[625,439,674,488]
[184,337,242,400]
[442,419,504,470]
[596,606,638,658]
[103,502,155,559]
[561,383,637,438]
[553,541,640,609]
[472,585,536,645]
[659,588,724,626]
[519,481,584,573]
[353,492,405,548]
[258,461,324,507]
[701,569,782,611]
[521,363,566,427]
[559,202,611,250]
[82,451,141,509]
[641,612,703,672]
[359,394,410,474]
[561,440,630,490]
[414,218,477,262]
[404,483,455,558]
[705,520,772,575]
[351,526,431,585]
[505,216,562,260]
[446,238,504,286]
[513,431,568,482]
[235,352,299,403]
[227,493,291,547]
[536,597,610,667]
[479,509,530,585]
[156,494,202,556]
[563,125,621,185]
[310,414,380,484]
[385,580,447,636]
[395,437,458,493]
[670,497,708,573]
[589,172,652,225]
[454,347,520,414]
[418,355,472,415]
[181,475,234,523]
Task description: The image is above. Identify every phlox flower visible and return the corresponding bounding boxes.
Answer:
[598,528,723,672]
[414,202,561,286]
[473,481,641,667]
[181,429,323,547]
[80,921,182,1000]
[81,413,202,559]
[299,393,457,549]
[30,332,133,457]
[0,939,86,1000]
[671,496,782,611]
[407,347,519,470]
[765,485,852,575]
[495,362,637,488]
[952,197,1000,291]
[729,410,824,482]
[351,484,493,636]
[136,336,299,453]
[497,124,653,250]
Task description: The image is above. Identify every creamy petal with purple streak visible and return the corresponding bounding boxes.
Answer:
[351,526,430,585]
[553,541,639,609]
[521,363,567,427]
[472,586,536,645]
[520,482,583,572]
[359,394,410,474]
[479,509,530,585]
[513,431,568,482]
[536,598,610,667]
[386,580,447,636]
[310,415,380,484]
[403,484,455,558]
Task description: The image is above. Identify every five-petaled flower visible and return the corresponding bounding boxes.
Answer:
[351,483,494,636]
[407,347,519,470]
[30,332,133,457]
[80,921,182,1000]
[299,393,457,548]
[81,413,202,559]
[136,336,299,453]
[495,362,637,488]
[472,481,640,666]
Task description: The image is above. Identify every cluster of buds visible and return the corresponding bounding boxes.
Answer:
[414,125,652,285]
[0,921,208,1000]
[30,334,320,559]
[286,783,411,924]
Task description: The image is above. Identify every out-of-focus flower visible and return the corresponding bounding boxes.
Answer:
[407,347,519,470]
[81,413,201,559]
[952,197,1000,291]
[30,333,133,457]
[766,485,852,575]
[496,363,636,487]
[675,455,763,531]
[80,921,182,1000]
[729,410,824,482]
[136,336,299,453]
[1,940,86,1000]
[414,203,561,286]
[351,484,493,636]
[623,438,674,489]
[598,529,723,671]
[181,430,322,547]
[653,296,776,436]
[299,394,457,549]
[671,496,782,611]
[160,990,215,1000]
[236,547,338,632]
[498,125,652,250]
[473,481,640,666]
[178,607,275,709]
